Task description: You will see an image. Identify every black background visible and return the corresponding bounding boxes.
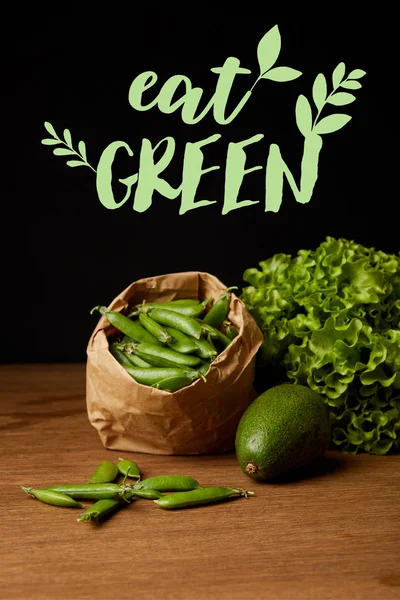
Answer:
[3,10,382,364]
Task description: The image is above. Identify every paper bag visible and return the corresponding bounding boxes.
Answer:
[86,271,263,455]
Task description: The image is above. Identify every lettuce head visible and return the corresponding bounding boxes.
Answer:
[241,236,400,455]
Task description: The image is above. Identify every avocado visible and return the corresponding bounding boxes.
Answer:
[235,383,330,481]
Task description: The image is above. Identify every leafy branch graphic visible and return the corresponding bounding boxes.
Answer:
[295,63,366,137]
[250,25,302,92]
[41,122,96,172]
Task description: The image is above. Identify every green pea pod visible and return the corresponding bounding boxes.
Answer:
[109,342,133,367]
[126,354,152,368]
[197,321,232,349]
[77,498,126,522]
[139,312,173,344]
[122,365,202,387]
[45,483,128,500]
[133,475,202,492]
[117,458,141,480]
[120,342,203,369]
[90,306,163,346]
[88,460,119,484]
[193,337,218,360]
[153,486,254,510]
[147,308,203,339]
[196,360,211,376]
[224,322,239,340]
[125,489,163,500]
[138,298,210,317]
[203,287,238,328]
[165,327,199,354]
[152,375,196,392]
[21,487,84,508]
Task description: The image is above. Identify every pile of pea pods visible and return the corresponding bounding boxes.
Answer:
[91,287,239,392]
[21,459,254,522]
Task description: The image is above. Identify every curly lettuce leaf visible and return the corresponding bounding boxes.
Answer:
[242,236,400,455]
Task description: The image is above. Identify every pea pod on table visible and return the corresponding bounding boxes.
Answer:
[77,498,126,523]
[88,460,119,484]
[45,483,129,500]
[117,458,141,480]
[153,486,254,510]
[21,487,84,508]
[133,475,202,492]
[125,488,163,500]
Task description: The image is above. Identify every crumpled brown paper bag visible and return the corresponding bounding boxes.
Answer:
[86,271,263,455]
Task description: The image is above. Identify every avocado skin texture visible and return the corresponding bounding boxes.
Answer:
[235,383,330,481]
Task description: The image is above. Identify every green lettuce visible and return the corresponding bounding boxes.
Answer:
[241,237,400,455]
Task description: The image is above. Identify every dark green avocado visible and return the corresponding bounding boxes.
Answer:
[235,383,330,481]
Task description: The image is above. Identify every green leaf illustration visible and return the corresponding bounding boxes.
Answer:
[295,95,313,137]
[63,129,72,147]
[314,114,352,135]
[261,66,302,82]
[341,80,362,90]
[257,25,281,76]
[42,122,96,172]
[41,138,60,145]
[348,69,366,79]
[53,148,76,156]
[66,160,86,168]
[78,140,87,162]
[44,121,58,139]
[332,62,346,88]
[312,73,327,111]
[327,92,356,106]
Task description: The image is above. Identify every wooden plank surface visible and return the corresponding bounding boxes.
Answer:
[0,364,399,600]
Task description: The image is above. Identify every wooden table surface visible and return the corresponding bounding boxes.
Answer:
[0,364,399,600]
